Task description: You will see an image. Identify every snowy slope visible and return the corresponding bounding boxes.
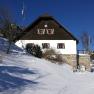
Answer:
[0,54,94,94]
[0,37,23,53]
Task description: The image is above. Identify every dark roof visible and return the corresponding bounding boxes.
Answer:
[18,14,79,43]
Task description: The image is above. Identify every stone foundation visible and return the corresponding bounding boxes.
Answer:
[62,54,77,67]
[78,54,90,70]
[62,54,90,70]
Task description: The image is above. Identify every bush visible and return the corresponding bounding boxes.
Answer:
[26,43,42,58]
[43,49,65,64]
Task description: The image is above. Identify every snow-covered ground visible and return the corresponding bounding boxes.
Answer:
[0,37,23,53]
[0,54,94,94]
[0,37,94,94]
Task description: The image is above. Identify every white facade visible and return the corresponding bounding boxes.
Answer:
[15,40,77,54]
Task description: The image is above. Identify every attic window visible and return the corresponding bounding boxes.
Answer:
[57,43,65,49]
[42,43,50,49]
[37,29,45,34]
[47,29,54,34]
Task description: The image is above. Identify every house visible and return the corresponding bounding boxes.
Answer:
[15,14,78,66]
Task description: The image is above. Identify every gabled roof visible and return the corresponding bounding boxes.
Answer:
[18,14,79,43]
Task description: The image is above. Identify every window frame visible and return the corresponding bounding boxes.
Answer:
[37,29,45,35]
[57,43,65,49]
[42,43,50,49]
[46,29,54,35]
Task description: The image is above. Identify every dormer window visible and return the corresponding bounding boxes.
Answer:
[37,29,45,34]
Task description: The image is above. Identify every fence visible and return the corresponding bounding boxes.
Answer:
[78,50,89,55]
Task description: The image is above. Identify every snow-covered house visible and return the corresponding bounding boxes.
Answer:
[16,14,78,66]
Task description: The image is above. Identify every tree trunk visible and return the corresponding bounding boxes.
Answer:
[6,41,11,54]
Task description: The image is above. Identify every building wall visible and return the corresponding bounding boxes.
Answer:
[15,40,77,54]
[78,54,90,70]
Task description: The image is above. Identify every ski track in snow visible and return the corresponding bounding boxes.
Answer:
[0,54,94,94]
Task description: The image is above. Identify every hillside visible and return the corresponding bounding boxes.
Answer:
[0,54,94,94]
[0,37,94,94]
[0,37,23,53]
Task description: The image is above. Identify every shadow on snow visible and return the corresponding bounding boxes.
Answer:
[0,66,38,92]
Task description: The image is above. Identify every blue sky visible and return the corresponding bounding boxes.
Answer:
[0,0,94,50]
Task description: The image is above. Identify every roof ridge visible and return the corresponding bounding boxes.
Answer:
[40,13,52,17]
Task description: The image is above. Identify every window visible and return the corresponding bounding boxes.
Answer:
[42,43,50,49]
[37,29,45,34]
[37,28,54,35]
[57,43,65,49]
[47,29,54,35]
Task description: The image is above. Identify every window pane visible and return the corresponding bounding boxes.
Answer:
[47,29,54,34]
[37,29,45,34]
[57,43,65,49]
[42,43,50,49]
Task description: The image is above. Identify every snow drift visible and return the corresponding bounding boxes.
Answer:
[0,37,23,53]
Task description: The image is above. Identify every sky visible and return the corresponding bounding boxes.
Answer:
[0,0,94,50]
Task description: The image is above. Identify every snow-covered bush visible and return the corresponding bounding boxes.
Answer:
[26,43,42,58]
[43,49,65,64]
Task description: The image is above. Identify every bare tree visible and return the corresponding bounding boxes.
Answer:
[81,32,92,53]
[0,8,20,54]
